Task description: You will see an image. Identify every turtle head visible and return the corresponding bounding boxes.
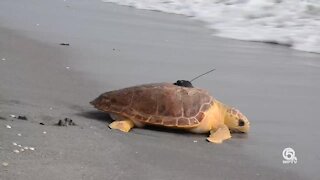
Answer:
[224,108,250,133]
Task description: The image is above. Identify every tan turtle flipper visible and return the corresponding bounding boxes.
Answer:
[109,119,134,132]
[207,124,232,144]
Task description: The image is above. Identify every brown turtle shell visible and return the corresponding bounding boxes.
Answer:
[90,83,214,127]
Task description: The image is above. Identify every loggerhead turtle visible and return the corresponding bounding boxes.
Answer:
[90,83,250,143]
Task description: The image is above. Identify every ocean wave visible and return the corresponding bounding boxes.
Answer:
[102,0,320,54]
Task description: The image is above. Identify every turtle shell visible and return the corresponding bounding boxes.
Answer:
[90,83,214,127]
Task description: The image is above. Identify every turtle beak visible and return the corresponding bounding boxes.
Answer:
[241,121,250,133]
[242,125,250,133]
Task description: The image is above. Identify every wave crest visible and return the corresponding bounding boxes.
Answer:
[103,0,320,53]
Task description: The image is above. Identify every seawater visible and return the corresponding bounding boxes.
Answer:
[102,0,320,54]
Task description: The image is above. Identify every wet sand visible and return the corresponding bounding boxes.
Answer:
[1,0,320,179]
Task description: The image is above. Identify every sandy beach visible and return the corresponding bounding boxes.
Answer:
[1,0,320,179]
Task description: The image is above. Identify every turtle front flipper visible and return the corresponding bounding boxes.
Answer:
[207,124,232,144]
[109,119,135,132]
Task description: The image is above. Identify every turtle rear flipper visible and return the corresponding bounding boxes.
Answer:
[109,119,135,132]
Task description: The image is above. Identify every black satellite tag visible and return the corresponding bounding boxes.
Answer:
[173,68,215,88]
[174,80,193,88]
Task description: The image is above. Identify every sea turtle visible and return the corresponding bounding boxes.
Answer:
[90,83,250,143]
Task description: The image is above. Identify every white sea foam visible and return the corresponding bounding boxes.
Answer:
[102,0,320,53]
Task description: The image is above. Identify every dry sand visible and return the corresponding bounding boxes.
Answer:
[1,0,320,179]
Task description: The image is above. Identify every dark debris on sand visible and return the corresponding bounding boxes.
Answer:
[17,115,28,120]
[10,115,28,120]
[59,43,70,46]
[56,118,76,126]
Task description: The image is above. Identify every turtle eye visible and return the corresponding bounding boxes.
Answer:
[238,119,245,126]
